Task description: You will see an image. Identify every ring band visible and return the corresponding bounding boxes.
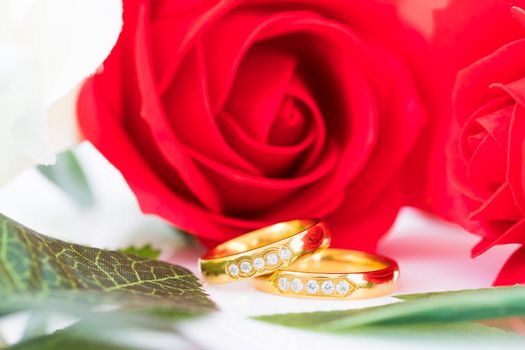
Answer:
[199,219,330,284]
[253,249,398,299]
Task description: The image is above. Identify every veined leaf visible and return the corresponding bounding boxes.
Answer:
[0,213,216,314]
[119,244,161,260]
[38,150,94,206]
[254,286,525,333]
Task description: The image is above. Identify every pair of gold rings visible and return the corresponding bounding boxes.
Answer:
[199,219,398,299]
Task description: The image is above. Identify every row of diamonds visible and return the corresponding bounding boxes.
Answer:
[274,275,355,297]
[227,245,293,278]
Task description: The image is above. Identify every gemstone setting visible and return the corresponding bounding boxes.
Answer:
[239,261,253,274]
[253,257,265,270]
[266,253,279,266]
[278,277,289,291]
[223,245,295,278]
[279,247,292,261]
[336,280,351,295]
[305,280,319,294]
[228,264,239,277]
[291,278,303,293]
[272,275,355,298]
[321,281,335,295]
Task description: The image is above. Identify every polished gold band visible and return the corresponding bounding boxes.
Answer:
[199,219,330,284]
[253,249,398,299]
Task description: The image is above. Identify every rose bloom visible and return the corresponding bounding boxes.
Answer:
[78,0,429,249]
[432,0,525,284]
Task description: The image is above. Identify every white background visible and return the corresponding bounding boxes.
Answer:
[0,143,523,349]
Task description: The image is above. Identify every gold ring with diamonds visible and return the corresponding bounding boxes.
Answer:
[253,249,398,299]
[199,219,330,284]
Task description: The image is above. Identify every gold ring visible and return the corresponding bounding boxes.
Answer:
[199,219,330,284]
[253,249,399,299]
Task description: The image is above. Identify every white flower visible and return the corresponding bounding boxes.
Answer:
[0,0,122,185]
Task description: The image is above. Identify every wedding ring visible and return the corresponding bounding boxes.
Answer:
[199,219,330,284]
[254,249,398,299]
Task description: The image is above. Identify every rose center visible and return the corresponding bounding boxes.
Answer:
[267,96,311,146]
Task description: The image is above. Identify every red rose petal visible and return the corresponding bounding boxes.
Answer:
[342,45,426,214]
[454,38,525,123]
[475,101,513,152]
[223,45,299,143]
[191,136,337,187]
[508,104,525,216]
[267,96,310,147]
[218,70,326,177]
[511,6,525,28]
[154,0,238,93]
[466,133,506,197]
[465,133,484,158]
[451,127,491,204]
[284,74,327,174]
[468,183,522,222]
[493,76,525,107]
[328,175,405,252]
[434,0,525,81]
[250,0,417,54]
[218,110,318,177]
[78,79,233,240]
[457,98,511,176]
[472,218,525,256]
[190,140,339,215]
[442,133,482,219]
[162,45,263,176]
[133,4,223,212]
[494,245,525,286]
[202,9,314,113]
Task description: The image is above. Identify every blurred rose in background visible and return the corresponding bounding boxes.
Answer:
[0,0,122,185]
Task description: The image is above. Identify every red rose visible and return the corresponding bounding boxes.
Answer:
[432,0,525,284]
[78,0,429,249]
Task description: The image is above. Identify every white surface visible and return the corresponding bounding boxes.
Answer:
[0,143,523,349]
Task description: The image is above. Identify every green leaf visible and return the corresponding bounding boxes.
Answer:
[0,213,215,349]
[6,315,189,350]
[254,286,525,333]
[7,333,137,350]
[394,289,473,301]
[119,244,161,260]
[10,340,135,350]
[21,311,48,340]
[0,213,216,314]
[0,295,196,349]
[38,150,94,206]
[339,321,518,339]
